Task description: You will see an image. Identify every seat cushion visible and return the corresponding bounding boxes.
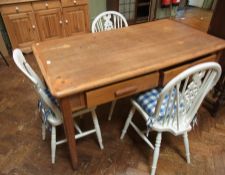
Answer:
[38,99,52,130]
[136,88,198,132]
[44,88,59,107]
[135,88,178,127]
[38,88,59,130]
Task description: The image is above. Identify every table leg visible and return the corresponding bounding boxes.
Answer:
[60,97,78,170]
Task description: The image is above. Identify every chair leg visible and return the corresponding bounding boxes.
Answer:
[0,51,9,66]
[108,100,117,121]
[74,120,82,134]
[120,106,136,140]
[130,121,154,149]
[91,110,104,149]
[151,132,162,175]
[51,126,56,164]
[183,132,191,164]
[42,123,46,140]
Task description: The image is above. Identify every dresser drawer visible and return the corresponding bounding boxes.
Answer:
[32,1,60,11]
[61,0,88,7]
[161,54,217,85]
[86,72,159,108]
[1,3,32,14]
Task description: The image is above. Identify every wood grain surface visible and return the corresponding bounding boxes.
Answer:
[32,19,225,98]
[0,0,38,5]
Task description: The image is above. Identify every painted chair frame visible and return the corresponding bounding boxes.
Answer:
[13,49,104,164]
[120,62,221,175]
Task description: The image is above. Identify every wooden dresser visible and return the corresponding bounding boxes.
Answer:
[0,0,90,53]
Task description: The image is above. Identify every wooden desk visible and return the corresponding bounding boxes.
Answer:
[32,19,225,169]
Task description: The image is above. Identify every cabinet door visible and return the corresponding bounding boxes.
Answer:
[2,12,39,52]
[35,9,64,41]
[63,5,89,36]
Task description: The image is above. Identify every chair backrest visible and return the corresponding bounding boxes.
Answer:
[13,49,45,89]
[154,62,221,131]
[13,49,62,121]
[91,11,128,33]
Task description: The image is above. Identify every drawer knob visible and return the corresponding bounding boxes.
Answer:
[74,0,77,4]
[115,86,137,97]
[59,20,63,24]
[65,20,68,24]
[32,25,36,29]
[45,3,49,8]
[15,7,19,12]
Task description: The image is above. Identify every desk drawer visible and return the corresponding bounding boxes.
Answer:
[86,72,159,108]
[1,3,32,14]
[61,0,88,7]
[69,93,86,111]
[161,54,217,85]
[32,1,60,11]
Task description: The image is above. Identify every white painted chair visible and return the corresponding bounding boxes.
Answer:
[13,49,104,164]
[92,11,128,120]
[91,11,128,33]
[120,62,221,175]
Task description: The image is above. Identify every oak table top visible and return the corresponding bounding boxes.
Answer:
[33,19,225,98]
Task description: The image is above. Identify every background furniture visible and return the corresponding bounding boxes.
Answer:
[210,72,225,116]
[206,0,225,116]
[106,0,180,24]
[32,19,225,169]
[13,48,103,164]
[107,0,158,24]
[0,0,90,53]
[120,62,221,175]
[208,0,225,69]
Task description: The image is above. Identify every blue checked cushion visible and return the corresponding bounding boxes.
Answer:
[44,88,59,107]
[136,88,198,131]
[37,88,59,130]
[136,88,178,128]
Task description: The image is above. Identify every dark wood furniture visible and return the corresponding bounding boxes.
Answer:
[206,0,225,116]
[107,0,158,24]
[208,0,225,69]
[32,19,225,169]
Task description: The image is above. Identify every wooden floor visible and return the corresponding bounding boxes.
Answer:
[1,7,225,175]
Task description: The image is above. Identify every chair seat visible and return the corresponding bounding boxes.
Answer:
[135,88,197,133]
[44,88,59,107]
[38,88,61,128]
[152,122,192,136]
[136,88,178,127]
